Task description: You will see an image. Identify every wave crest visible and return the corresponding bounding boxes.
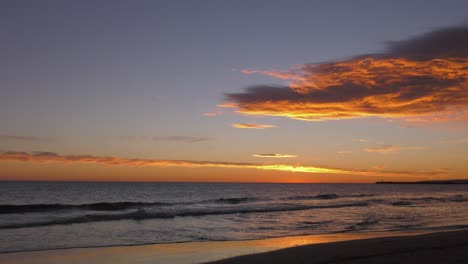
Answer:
[0,202,370,229]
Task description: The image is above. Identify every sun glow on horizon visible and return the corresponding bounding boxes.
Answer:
[0,151,449,182]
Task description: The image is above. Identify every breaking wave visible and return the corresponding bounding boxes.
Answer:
[212,197,258,204]
[0,202,167,214]
[0,197,260,214]
[0,202,370,229]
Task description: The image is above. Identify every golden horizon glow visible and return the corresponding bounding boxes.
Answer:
[0,151,446,179]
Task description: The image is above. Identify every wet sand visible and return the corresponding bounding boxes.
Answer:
[1,230,467,264]
[206,229,468,264]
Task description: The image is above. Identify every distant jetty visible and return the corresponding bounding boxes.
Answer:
[376,179,468,184]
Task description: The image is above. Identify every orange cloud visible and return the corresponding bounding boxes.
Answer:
[364,145,425,154]
[337,150,353,154]
[241,68,301,80]
[216,103,237,108]
[252,153,297,158]
[0,151,444,178]
[227,26,468,123]
[232,123,276,129]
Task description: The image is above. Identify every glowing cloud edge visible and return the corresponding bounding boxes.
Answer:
[0,151,445,178]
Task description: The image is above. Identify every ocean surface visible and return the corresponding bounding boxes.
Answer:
[1,182,468,253]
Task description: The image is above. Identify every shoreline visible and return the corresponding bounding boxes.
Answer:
[206,229,468,264]
[0,229,428,255]
[0,229,462,264]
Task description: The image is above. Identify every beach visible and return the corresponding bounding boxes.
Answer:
[3,1,468,263]
[2,182,468,263]
[0,229,467,264]
[207,229,468,264]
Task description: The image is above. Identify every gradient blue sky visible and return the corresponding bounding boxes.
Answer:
[1,0,467,182]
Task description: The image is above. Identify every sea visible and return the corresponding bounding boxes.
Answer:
[1,181,468,253]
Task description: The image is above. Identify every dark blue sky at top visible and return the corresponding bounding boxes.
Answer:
[1,0,467,160]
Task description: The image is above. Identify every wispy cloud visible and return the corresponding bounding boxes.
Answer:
[436,167,452,172]
[152,136,211,143]
[337,150,353,154]
[216,103,237,108]
[240,68,296,80]
[0,151,444,178]
[364,145,425,154]
[203,111,222,117]
[225,26,468,123]
[124,136,211,143]
[364,145,400,154]
[438,138,468,144]
[355,139,370,143]
[252,153,297,158]
[0,135,51,142]
[232,123,276,129]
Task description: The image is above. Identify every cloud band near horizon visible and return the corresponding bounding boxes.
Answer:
[0,151,444,178]
[252,153,297,158]
[364,145,425,154]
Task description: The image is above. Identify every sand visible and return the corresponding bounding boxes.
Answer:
[206,229,468,264]
[1,230,467,264]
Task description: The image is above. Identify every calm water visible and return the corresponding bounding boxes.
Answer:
[1,182,468,253]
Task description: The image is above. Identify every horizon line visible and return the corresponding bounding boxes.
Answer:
[0,180,380,184]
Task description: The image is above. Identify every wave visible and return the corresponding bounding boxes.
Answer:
[3,193,462,215]
[349,194,376,198]
[396,224,468,232]
[0,194,345,215]
[0,202,370,229]
[0,197,259,214]
[0,193,380,215]
[392,201,413,206]
[355,219,379,226]
[287,193,375,201]
[295,220,333,230]
[212,197,258,204]
[345,218,380,231]
[288,194,339,200]
[0,202,167,214]
[401,195,468,203]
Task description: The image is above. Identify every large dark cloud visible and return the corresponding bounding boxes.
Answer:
[227,26,468,122]
[385,26,468,60]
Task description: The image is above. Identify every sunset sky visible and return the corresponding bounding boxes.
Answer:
[1,0,467,183]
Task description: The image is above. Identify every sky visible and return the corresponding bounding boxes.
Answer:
[1,0,467,183]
